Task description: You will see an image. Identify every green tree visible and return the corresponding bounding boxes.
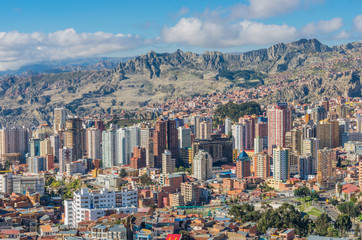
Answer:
[335,214,352,235]
[119,168,127,178]
[337,183,343,198]
[315,213,332,236]
[355,224,360,239]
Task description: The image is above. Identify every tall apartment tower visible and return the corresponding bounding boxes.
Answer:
[236,150,251,178]
[102,130,117,169]
[273,147,289,181]
[316,119,340,149]
[232,124,246,151]
[162,150,175,175]
[252,152,271,179]
[267,103,292,155]
[54,108,66,132]
[193,150,213,181]
[87,128,102,160]
[140,127,154,167]
[116,128,131,165]
[153,119,178,168]
[317,148,337,189]
[302,138,321,174]
[199,120,212,139]
[0,127,30,162]
[65,117,83,161]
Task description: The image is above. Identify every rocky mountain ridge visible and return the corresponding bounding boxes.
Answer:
[0,38,360,126]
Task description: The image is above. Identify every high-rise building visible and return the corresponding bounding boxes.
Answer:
[357,115,362,133]
[267,104,292,154]
[153,119,178,168]
[285,129,302,154]
[273,147,289,181]
[239,116,257,149]
[116,128,131,165]
[310,106,327,122]
[130,147,146,169]
[27,156,46,173]
[336,104,348,118]
[29,138,41,157]
[232,124,246,151]
[236,151,251,178]
[302,138,321,174]
[199,120,212,139]
[317,148,337,189]
[59,147,73,173]
[178,127,191,149]
[102,130,117,168]
[299,155,313,180]
[252,152,271,179]
[162,150,175,175]
[54,108,66,132]
[193,150,213,181]
[50,135,61,162]
[65,117,83,160]
[225,118,232,136]
[140,127,154,168]
[254,137,264,154]
[0,127,30,162]
[317,119,339,149]
[86,128,102,160]
[302,122,317,139]
[40,138,53,157]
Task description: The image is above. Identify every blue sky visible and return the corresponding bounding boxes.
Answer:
[0,0,361,70]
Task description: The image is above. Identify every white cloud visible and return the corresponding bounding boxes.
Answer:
[230,0,301,19]
[0,28,145,71]
[301,17,343,35]
[162,17,297,48]
[335,30,351,39]
[354,15,362,32]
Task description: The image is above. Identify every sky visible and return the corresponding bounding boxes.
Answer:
[0,0,361,71]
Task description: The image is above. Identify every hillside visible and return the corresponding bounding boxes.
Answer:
[0,39,360,126]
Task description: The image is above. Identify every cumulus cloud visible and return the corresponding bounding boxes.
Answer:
[354,15,362,32]
[301,18,343,36]
[230,0,301,19]
[162,17,297,48]
[0,28,145,71]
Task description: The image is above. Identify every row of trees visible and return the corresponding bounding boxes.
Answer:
[294,186,319,200]
[228,203,353,237]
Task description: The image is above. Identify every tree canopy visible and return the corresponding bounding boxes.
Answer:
[214,101,262,122]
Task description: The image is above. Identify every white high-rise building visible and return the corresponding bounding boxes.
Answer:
[232,124,246,151]
[116,128,131,165]
[273,147,289,181]
[0,173,45,194]
[64,188,137,227]
[129,126,140,150]
[225,118,232,135]
[102,130,117,168]
[193,150,213,181]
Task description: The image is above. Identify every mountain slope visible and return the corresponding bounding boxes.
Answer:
[0,39,360,126]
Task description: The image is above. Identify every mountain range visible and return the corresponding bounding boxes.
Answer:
[0,38,360,126]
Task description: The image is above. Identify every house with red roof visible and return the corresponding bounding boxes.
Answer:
[335,183,360,201]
